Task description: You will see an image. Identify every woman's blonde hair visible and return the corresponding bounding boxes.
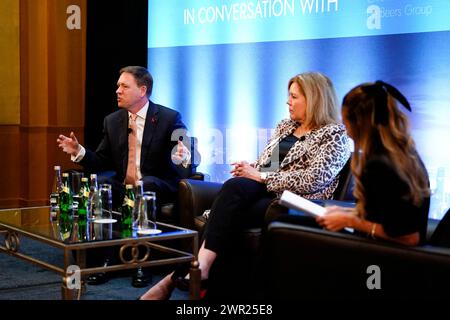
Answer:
[288,72,340,129]
[342,82,430,217]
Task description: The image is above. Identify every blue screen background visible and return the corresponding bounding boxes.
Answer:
[148,0,450,219]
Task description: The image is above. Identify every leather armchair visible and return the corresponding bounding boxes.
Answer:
[263,217,450,299]
[178,157,354,243]
[178,179,222,233]
[177,159,355,299]
[178,179,285,253]
[141,136,205,224]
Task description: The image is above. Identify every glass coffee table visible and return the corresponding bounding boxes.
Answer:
[0,206,199,300]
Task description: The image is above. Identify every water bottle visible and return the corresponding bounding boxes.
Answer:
[88,174,102,220]
[52,165,63,194]
[49,165,63,221]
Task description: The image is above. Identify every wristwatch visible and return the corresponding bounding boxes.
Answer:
[260,172,268,183]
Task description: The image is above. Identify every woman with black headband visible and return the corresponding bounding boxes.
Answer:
[316,81,431,246]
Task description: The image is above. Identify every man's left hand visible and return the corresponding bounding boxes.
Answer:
[172,140,190,165]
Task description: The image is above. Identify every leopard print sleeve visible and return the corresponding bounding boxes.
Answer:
[265,123,351,199]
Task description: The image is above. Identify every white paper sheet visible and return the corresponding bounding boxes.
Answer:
[279,190,326,217]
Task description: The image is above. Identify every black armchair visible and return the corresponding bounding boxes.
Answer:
[178,157,354,243]
[263,212,450,299]
[158,136,205,224]
[177,158,355,299]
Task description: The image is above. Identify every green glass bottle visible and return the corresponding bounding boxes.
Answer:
[76,217,88,242]
[59,213,72,241]
[78,177,89,220]
[59,173,73,218]
[121,228,132,238]
[121,184,135,233]
[59,193,73,241]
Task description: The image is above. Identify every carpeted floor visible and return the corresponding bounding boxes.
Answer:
[0,236,188,300]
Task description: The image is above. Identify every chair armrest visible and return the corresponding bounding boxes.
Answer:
[189,172,206,181]
[178,179,223,230]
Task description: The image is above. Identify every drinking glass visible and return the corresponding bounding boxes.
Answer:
[91,220,103,240]
[104,222,113,240]
[71,171,83,196]
[133,191,161,234]
[95,184,116,223]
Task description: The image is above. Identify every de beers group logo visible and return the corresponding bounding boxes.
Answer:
[366,1,435,31]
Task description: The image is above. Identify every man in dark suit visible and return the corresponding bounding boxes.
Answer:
[57,66,190,286]
[57,65,189,210]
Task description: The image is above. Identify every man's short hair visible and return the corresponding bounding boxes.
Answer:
[120,66,153,97]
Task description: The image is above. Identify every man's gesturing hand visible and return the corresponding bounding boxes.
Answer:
[57,131,81,156]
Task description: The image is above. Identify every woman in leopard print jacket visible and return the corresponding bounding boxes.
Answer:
[140,72,351,300]
[253,118,350,199]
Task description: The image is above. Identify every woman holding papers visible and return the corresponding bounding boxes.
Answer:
[316,81,430,246]
[140,72,351,300]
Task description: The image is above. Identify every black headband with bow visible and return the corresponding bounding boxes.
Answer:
[363,80,412,125]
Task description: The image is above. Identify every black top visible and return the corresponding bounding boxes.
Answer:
[262,134,299,169]
[278,134,300,163]
[361,153,430,245]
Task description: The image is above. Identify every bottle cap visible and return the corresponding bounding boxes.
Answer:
[62,172,69,177]
[90,173,97,179]
[54,165,61,170]
[125,184,133,189]
[81,177,88,182]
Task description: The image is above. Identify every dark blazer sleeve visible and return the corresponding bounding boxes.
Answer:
[139,104,188,181]
[80,116,115,173]
[79,110,127,175]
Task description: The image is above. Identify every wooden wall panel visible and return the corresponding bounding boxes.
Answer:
[0,0,86,208]
[0,0,20,125]
[25,127,49,205]
[0,127,21,207]
[50,0,87,127]
[23,0,49,126]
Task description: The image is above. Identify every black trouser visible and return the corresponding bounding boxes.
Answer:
[171,177,276,283]
[202,177,276,255]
